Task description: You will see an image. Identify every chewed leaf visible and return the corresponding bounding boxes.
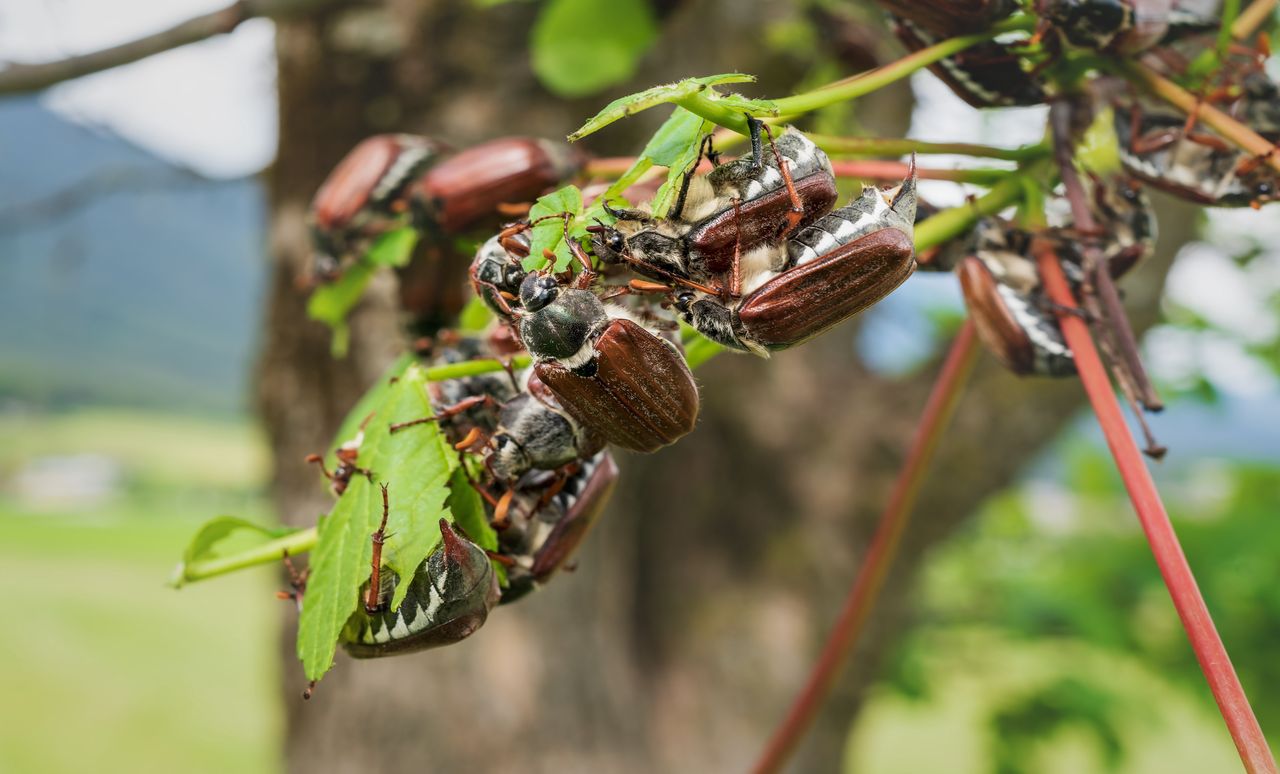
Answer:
[170,516,299,588]
[296,364,458,681]
[526,185,585,272]
[306,230,418,357]
[568,73,756,141]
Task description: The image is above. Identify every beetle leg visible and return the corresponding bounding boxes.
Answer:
[276,551,309,607]
[365,484,392,614]
[746,113,765,170]
[1235,145,1278,176]
[498,221,532,257]
[304,453,336,484]
[673,133,717,220]
[759,121,805,240]
[1089,261,1163,412]
[492,489,516,530]
[388,395,498,433]
[453,426,489,453]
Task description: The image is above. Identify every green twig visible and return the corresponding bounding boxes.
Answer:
[811,134,1049,162]
[174,527,318,586]
[675,16,1035,135]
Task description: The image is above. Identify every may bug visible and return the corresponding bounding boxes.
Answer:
[958,176,1155,378]
[674,168,919,355]
[516,242,701,453]
[309,134,448,281]
[590,126,837,292]
[888,15,1047,108]
[1115,77,1280,207]
[411,137,586,235]
[957,219,1076,377]
[342,518,500,658]
[496,451,619,603]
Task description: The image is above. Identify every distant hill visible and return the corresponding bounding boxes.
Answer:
[0,96,266,416]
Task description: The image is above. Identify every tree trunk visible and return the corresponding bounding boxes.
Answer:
[257,1,1196,771]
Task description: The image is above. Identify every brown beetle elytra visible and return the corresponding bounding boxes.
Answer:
[534,318,699,453]
[591,127,837,289]
[674,167,918,355]
[412,137,586,234]
[309,134,447,279]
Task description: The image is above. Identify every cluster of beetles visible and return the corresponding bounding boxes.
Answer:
[296,0,1278,658]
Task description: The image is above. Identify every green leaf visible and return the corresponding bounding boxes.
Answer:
[170,516,299,588]
[531,0,657,97]
[296,364,458,681]
[568,73,756,141]
[457,295,495,332]
[306,229,419,357]
[324,354,414,469]
[526,185,585,272]
[601,107,712,215]
[366,228,418,267]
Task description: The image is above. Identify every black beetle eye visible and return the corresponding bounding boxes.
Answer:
[608,232,625,252]
[520,272,559,312]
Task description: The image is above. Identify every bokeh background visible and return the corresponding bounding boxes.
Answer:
[2,1,1278,772]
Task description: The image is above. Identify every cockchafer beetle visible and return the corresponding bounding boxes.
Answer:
[957,218,1077,376]
[342,517,501,657]
[957,175,1156,376]
[470,222,533,318]
[672,166,919,356]
[1040,0,1217,54]
[494,451,619,604]
[309,134,448,281]
[1114,73,1280,207]
[512,221,701,454]
[589,126,838,295]
[393,366,605,485]
[410,137,586,236]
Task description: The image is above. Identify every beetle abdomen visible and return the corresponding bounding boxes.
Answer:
[343,520,499,658]
[957,256,1075,377]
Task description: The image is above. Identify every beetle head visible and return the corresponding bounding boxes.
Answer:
[588,224,631,265]
[489,430,530,482]
[519,272,560,312]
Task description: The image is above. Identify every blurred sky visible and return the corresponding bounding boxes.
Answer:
[0,0,277,177]
[3,0,1279,403]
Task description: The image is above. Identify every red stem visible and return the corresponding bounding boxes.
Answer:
[1035,241,1277,774]
[751,320,981,774]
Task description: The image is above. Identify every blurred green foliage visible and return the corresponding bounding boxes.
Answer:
[874,446,1280,772]
[531,0,657,97]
